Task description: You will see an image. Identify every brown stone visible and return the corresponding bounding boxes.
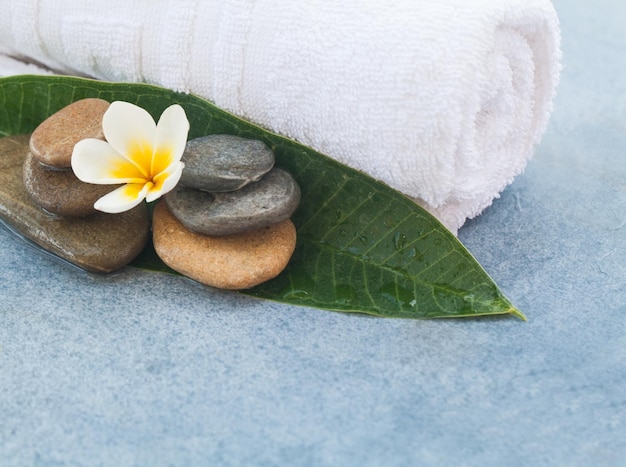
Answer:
[152,201,296,290]
[23,151,121,217]
[0,134,150,273]
[30,98,110,168]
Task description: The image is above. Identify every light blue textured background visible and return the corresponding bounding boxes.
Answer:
[1,1,625,465]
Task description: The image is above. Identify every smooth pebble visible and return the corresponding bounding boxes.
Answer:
[180,134,274,192]
[166,168,300,236]
[23,151,120,217]
[0,134,149,273]
[152,201,296,290]
[29,98,110,168]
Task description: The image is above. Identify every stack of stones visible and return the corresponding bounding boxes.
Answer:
[16,98,299,288]
[25,99,115,217]
[21,99,150,272]
[153,134,301,290]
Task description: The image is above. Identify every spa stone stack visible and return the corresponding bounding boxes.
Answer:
[25,99,117,217]
[12,98,299,286]
[19,98,150,272]
[153,134,300,290]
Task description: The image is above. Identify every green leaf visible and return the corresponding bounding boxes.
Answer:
[0,75,524,320]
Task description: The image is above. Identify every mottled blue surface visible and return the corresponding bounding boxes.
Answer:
[1,1,625,465]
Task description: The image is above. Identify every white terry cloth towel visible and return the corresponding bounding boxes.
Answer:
[0,0,561,233]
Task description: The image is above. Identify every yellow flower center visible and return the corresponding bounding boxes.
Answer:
[109,139,174,191]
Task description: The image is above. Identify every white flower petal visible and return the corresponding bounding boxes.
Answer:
[102,101,157,168]
[145,161,184,203]
[72,138,147,184]
[93,183,150,214]
[155,104,189,166]
[74,102,189,212]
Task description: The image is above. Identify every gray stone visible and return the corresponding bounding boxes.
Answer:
[23,151,122,217]
[180,134,274,192]
[166,168,300,236]
[0,134,150,273]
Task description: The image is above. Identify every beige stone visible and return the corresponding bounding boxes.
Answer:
[30,98,110,168]
[23,151,121,217]
[152,201,296,290]
[0,134,150,273]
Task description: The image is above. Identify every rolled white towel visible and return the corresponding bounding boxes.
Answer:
[0,0,561,232]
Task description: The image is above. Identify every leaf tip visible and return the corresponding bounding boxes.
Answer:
[509,307,527,321]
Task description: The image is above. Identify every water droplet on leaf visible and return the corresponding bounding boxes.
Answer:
[393,232,407,251]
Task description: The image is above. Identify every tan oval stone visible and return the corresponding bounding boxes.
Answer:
[0,134,150,273]
[30,98,110,168]
[23,151,121,217]
[152,201,296,290]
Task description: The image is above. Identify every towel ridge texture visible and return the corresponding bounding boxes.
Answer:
[0,0,561,232]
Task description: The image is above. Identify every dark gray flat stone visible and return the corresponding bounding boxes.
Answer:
[166,168,300,236]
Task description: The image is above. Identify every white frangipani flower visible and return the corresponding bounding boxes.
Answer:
[71,101,190,213]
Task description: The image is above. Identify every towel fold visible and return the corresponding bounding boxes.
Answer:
[0,0,561,232]
[0,54,52,77]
